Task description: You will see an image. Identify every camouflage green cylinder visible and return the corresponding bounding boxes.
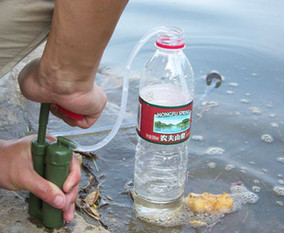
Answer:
[28,139,48,220]
[42,136,76,228]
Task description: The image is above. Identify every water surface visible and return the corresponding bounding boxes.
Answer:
[30,0,284,232]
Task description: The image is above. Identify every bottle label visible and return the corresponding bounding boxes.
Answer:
[137,96,193,144]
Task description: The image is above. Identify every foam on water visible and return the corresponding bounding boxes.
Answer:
[135,182,258,228]
[276,201,283,206]
[191,135,204,141]
[201,100,218,108]
[276,157,284,163]
[207,162,217,169]
[278,179,284,185]
[241,98,249,103]
[252,186,261,193]
[248,106,262,115]
[261,134,274,143]
[230,183,259,212]
[225,164,235,171]
[226,90,234,95]
[270,122,279,128]
[205,147,225,155]
[273,186,284,196]
[229,82,239,87]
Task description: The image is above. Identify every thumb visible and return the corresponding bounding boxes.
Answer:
[25,172,66,209]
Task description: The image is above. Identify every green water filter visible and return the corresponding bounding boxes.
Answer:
[28,139,48,219]
[42,136,76,228]
[28,103,50,220]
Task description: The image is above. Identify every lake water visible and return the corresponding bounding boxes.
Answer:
[23,0,284,232]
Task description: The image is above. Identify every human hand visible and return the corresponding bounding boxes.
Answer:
[18,0,129,129]
[18,58,107,129]
[0,135,81,223]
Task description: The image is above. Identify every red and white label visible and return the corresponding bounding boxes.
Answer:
[137,96,193,144]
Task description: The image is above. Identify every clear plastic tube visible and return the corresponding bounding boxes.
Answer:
[52,26,175,152]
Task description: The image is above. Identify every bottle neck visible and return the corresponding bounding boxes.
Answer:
[155,26,185,50]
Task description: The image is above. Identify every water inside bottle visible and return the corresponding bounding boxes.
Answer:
[133,83,193,220]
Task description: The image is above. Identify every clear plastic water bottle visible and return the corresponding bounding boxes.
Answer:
[133,26,194,222]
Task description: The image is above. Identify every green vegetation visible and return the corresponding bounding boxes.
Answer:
[154,118,189,129]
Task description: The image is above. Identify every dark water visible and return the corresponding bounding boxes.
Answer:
[40,0,284,232]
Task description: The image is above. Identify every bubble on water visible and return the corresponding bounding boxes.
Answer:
[269,113,276,118]
[229,82,239,87]
[201,100,218,108]
[240,98,249,103]
[261,134,274,143]
[245,93,251,96]
[277,157,284,163]
[278,174,283,178]
[230,183,259,210]
[249,161,256,165]
[253,179,260,184]
[252,186,261,193]
[191,135,204,141]
[262,168,268,173]
[135,182,260,228]
[205,147,225,155]
[134,202,224,228]
[273,186,284,196]
[270,122,279,128]
[230,183,247,193]
[225,164,235,171]
[276,201,283,207]
[251,72,258,77]
[226,90,234,95]
[208,162,216,169]
[278,179,284,185]
[248,106,262,115]
[240,192,259,204]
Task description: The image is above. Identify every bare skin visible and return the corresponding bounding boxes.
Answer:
[19,0,129,129]
[0,135,81,223]
[0,0,129,223]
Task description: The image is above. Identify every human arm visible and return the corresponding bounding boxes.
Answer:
[18,0,129,128]
[0,135,81,222]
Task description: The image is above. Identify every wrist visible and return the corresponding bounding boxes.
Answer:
[38,56,97,97]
